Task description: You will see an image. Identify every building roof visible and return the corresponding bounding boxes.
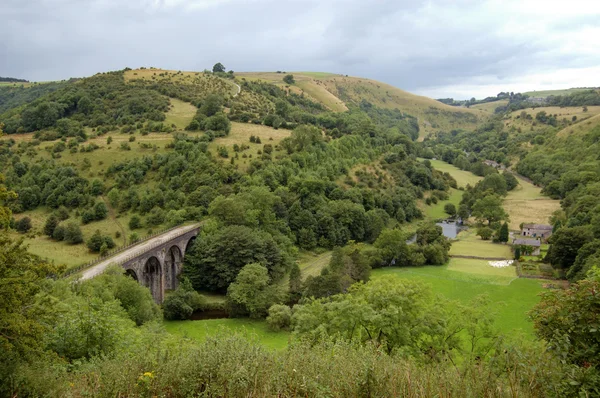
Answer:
[513,238,541,247]
[523,224,552,230]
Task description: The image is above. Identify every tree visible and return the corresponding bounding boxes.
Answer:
[162,279,205,320]
[87,230,116,253]
[183,225,290,292]
[283,74,295,84]
[471,194,508,224]
[44,214,59,237]
[458,204,470,221]
[212,63,226,73]
[0,235,62,388]
[15,217,32,233]
[514,246,521,260]
[444,203,457,217]
[129,215,141,230]
[498,222,509,243]
[502,171,519,191]
[199,94,223,117]
[546,226,594,270]
[94,201,108,220]
[288,263,303,302]
[63,221,84,244]
[266,304,292,331]
[227,263,283,318]
[374,228,410,265]
[477,226,494,240]
[530,279,600,390]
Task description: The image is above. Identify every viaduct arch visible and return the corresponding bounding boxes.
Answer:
[120,228,199,303]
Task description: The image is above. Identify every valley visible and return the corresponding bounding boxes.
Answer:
[1,65,599,396]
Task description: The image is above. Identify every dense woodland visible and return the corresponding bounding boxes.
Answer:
[1,69,599,396]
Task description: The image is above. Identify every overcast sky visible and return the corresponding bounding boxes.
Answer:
[2,0,599,99]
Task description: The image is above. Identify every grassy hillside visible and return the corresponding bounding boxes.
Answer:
[471,99,508,113]
[238,72,487,137]
[504,105,600,134]
[523,87,597,98]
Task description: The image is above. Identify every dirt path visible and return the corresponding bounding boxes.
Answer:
[79,223,199,280]
[233,82,241,97]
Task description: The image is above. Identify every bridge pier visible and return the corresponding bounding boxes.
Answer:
[121,228,199,303]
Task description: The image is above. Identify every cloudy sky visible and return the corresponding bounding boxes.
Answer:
[2,0,599,99]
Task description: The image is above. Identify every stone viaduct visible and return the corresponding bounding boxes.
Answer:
[80,224,200,303]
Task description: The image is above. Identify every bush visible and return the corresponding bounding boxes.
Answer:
[266,304,292,331]
[53,224,66,241]
[44,214,59,236]
[444,203,457,217]
[15,217,32,233]
[129,215,142,230]
[87,230,116,253]
[283,74,295,84]
[63,222,84,244]
[163,279,205,320]
[477,227,494,241]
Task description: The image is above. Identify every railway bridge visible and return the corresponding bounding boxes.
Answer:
[79,224,200,302]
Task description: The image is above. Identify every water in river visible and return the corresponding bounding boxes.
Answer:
[436,221,460,239]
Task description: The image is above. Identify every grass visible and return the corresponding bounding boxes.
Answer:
[423,188,462,219]
[209,122,290,171]
[504,176,560,230]
[523,87,596,98]
[421,158,483,188]
[471,99,508,113]
[238,72,487,137]
[164,318,290,350]
[372,265,546,337]
[297,250,332,277]
[505,105,600,135]
[449,229,513,258]
[295,80,348,112]
[164,98,197,130]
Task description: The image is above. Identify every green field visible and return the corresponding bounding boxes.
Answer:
[424,188,462,219]
[164,318,290,350]
[297,250,332,277]
[523,87,595,98]
[503,176,560,230]
[372,264,545,337]
[449,229,512,258]
[422,159,483,188]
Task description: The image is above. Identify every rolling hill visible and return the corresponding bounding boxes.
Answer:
[237,71,487,138]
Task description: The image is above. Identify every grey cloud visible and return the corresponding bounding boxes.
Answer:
[1,0,599,98]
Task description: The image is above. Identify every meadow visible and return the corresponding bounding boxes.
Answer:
[449,229,512,258]
[423,159,483,188]
[471,99,508,113]
[523,87,595,98]
[372,263,545,337]
[164,318,290,350]
[423,188,462,219]
[503,176,560,230]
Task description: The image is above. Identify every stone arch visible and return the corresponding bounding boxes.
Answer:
[125,268,138,281]
[143,256,163,303]
[185,236,197,253]
[164,245,182,290]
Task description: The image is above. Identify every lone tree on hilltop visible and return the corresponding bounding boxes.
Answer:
[212,63,226,73]
[283,74,295,84]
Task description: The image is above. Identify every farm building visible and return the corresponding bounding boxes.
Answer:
[521,223,552,241]
[512,238,541,256]
[483,160,505,170]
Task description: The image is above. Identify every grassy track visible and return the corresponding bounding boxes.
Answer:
[164,318,290,350]
[298,251,332,277]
